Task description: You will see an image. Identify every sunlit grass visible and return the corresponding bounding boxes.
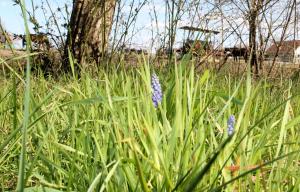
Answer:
[0,57,300,191]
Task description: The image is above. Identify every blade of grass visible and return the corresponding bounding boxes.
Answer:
[99,160,120,192]
[182,136,233,192]
[208,94,299,190]
[16,0,32,190]
[209,150,300,192]
[87,172,103,192]
[132,142,150,192]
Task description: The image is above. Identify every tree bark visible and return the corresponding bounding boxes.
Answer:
[249,10,258,75]
[64,0,116,71]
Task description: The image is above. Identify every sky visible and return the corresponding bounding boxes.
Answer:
[1,0,298,51]
[0,0,24,34]
[0,0,244,51]
[0,0,71,48]
[0,0,70,33]
[1,0,177,50]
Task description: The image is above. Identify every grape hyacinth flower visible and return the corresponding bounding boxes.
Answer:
[227,115,235,136]
[151,73,163,108]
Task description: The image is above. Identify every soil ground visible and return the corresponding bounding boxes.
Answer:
[0,49,26,58]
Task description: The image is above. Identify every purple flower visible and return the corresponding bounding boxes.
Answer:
[227,115,235,136]
[151,73,163,108]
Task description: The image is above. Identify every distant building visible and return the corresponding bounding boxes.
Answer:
[265,40,300,63]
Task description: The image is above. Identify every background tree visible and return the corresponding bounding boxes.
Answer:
[224,0,281,75]
[247,0,264,75]
[227,0,272,75]
[64,0,116,70]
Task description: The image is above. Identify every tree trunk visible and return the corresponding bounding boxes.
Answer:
[249,10,258,76]
[64,0,116,71]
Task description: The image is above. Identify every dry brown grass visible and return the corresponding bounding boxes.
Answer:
[0,49,26,58]
[1,50,300,79]
[0,48,63,76]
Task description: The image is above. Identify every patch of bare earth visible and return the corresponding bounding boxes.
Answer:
[0,49,26,58]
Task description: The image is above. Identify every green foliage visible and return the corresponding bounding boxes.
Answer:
[0,61,300,191]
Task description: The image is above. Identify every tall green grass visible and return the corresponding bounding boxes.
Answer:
[1,56,300,191]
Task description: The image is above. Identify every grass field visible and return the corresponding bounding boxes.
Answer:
[1,56,300,191]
